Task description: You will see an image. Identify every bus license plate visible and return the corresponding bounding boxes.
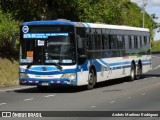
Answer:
[41,82,49,86]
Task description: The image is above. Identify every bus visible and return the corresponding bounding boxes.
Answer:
[19,20,152,90]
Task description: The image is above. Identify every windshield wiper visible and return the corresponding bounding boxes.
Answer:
[53,61,63,70]
[47,54,63,70]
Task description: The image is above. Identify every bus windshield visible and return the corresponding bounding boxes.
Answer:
[20,34,76,65]
[45,35,75,64]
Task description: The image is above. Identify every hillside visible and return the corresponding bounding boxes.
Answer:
[0,57,19,87]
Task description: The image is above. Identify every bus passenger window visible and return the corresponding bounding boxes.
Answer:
[102,35,109,49]
[134,36,138,48]
[129,36,132,49]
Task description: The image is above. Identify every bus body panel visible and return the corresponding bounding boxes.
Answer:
[19,20,152,88]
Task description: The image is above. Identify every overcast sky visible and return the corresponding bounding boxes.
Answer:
[131,0,160,40]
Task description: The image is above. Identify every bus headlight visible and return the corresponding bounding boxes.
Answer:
[61,73,76,81]
[19,73,29,79]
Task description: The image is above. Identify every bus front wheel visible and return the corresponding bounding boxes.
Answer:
[87,69,96,90]
[130,64,136,81]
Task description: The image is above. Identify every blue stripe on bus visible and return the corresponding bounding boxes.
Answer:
[28,66,58,71]
[23,33,68,39]
[98,59,131,66]
[23,59,151,75]
[98,59,151,67]
[21,20,76,26]
[25,69,77,75]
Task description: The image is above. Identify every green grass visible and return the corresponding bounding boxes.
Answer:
[0,57,19,87]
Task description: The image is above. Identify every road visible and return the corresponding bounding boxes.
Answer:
[0,55,160,120]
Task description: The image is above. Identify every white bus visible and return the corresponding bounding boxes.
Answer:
[19,20,152,90]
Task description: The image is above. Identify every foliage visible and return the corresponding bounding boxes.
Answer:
[0,9,20,55]
[0,0,159,55]
[151,40,160,52]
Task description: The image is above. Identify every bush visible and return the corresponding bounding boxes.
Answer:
[151,40,160,52]
[0,9,20,55]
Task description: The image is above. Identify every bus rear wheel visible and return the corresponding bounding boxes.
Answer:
[87,69,96,90]
[136,63,142,80]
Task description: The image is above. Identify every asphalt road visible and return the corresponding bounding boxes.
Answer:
[0,55,160,120]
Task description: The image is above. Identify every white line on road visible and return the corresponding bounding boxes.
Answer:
[152,65,160,70]
[128,97,132,99]
[0,103,7,106]
[105,82,160,103]
[90,106,96,108]
[110,101,116,104]
[141,93,146,96]
[44,94,56,98]
[0,86,34,92]
[24,98,34,101]
[152,77,156,79]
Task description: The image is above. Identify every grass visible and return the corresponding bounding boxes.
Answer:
[0,57,19,87]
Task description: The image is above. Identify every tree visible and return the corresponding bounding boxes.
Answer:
[0,0,158,41]
[0,9,20,54]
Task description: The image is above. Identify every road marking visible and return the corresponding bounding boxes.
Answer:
[44,94,56,98]
[24,98,34,101]
[90,106,96,108]
[0,103,7,106]
[152,77,156,79]
[105,82,160,102]
[128,97,132,99]
[0,86,34,92]
[152,65,160,70]
[141,93,146,96]
[110,101,116,104]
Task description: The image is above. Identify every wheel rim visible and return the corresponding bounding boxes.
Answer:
[131,69,134,79]
[130,65,135,80]
[89,72,94,85]
[137,65,142,79]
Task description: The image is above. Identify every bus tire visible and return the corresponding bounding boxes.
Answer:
[136,63,142,80]
[87,69,96,90]
[130,64,136,81]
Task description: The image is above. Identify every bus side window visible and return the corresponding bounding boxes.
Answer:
[129,36,132,49]
[77,36,86,56]
[102,34,109,49]
[109,35,111,49]
[134,36,138,48]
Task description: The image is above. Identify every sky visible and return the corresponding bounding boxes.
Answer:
[131,0,160,40]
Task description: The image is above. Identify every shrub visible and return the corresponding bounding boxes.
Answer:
[0,9,20,55]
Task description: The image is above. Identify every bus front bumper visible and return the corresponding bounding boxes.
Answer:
[19,78,77,86]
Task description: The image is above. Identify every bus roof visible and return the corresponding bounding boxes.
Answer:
[21,20,149,32]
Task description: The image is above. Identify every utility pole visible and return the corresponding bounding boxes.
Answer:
[142,0,147,28]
